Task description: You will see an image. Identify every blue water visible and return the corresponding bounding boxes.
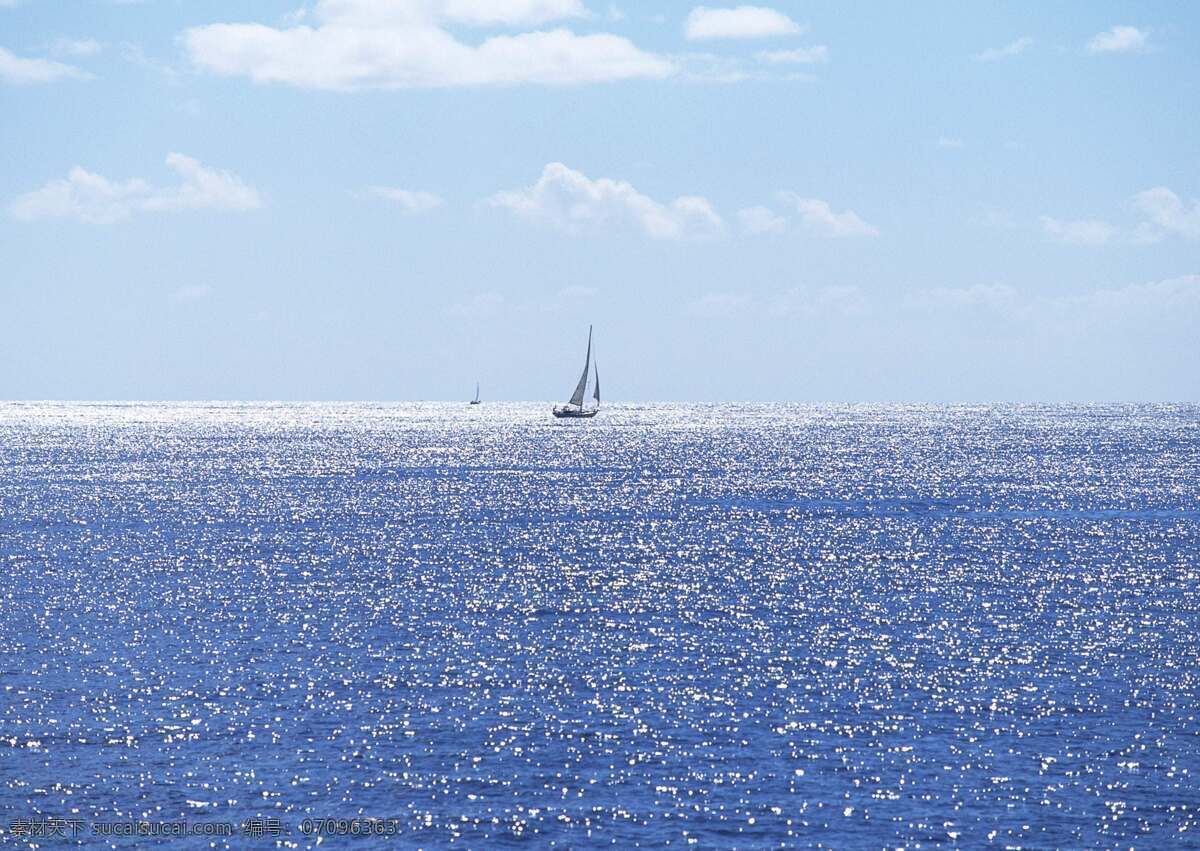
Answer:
[1,402,1198,848]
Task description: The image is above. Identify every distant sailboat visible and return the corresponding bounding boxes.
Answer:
[553,326,600,419]
[470,382,481,405]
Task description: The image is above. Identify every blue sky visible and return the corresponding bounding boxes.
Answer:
[1,1,1197,401]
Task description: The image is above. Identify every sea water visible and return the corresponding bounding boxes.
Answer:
[1,402,1197,848]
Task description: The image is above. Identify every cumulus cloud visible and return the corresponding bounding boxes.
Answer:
[0,45,89,83]
[737,194,878,238]
[1038,187,1199,246]
[9,153,262,224]
[487,162,723,240]
[777,192,879,237]
[366,186,445,214]
[1039,216,1117,246]
[975,36,1033,62]
[1133,187,1200,241]
[1087,25,1149,54]
[183,0,674,90]
[684,6,802,40]
[737,205,786,234]
[319,0,589,27]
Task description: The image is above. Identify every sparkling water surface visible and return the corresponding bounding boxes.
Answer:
[1,402,1198,848]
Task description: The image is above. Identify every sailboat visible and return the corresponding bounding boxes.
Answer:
[553,326,600,419]
[469,382,481,405]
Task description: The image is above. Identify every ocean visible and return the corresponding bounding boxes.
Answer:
[1,402,1197,848]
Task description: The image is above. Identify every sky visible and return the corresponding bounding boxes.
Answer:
[1,0,1198,402]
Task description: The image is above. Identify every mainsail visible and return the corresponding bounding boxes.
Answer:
[552,325,600,419]
[568,325,593,408]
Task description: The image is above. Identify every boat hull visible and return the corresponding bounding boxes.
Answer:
[552,408,598,419]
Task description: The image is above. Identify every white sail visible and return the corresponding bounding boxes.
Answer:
[592,362,600,407]
[568,325,592,408]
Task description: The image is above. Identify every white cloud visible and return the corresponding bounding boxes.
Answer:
[321,0,588,28]
[936,136,964,149]
[1087,25,1148,54]
[975,36,1033,62]
[737,205,786,234]
[1133,187,1200,241]
[487,162,723,240]
[1036,187,1199,245]
[756,45,828,64]
[738,194,879,238]
[9,153,262,224]
[1039,216,1116,246]
[684,6,802,40]
[183,0,674,90]
[777,192,879,237]
[366,186,445,214]
[0,45,89,83]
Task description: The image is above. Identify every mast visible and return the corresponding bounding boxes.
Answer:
[568,325,592,408]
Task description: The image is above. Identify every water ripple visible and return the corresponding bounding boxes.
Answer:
[0,402,1197,847]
